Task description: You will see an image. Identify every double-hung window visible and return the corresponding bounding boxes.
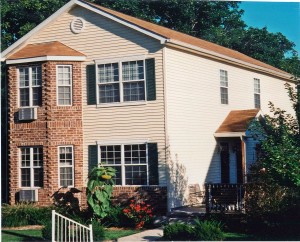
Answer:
[20,147,43,188]
[220,70,228,104]
[57,65,72,106]
[19,66,42,107]
[58,146,74,187]
[97,59,146,104]
[100,144,148,185]
[254,78,261,108]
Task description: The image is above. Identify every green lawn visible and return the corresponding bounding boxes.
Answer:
[1,228,138,241]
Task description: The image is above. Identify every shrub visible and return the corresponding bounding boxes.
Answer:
[122,199,153,229]
[163,222,196,241]
[41,220,52,240]
[102,205,131,228]
[194,219,224,241]
[2,203,52,227]
[91,220,105,241]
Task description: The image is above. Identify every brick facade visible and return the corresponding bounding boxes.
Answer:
[8,61,83,205]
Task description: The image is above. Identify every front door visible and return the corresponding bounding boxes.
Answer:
[220,142,230,183]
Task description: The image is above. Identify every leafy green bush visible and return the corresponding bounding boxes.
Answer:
[194,219,224,241]
[163,222,196,241]
[41,220,52,240]
[163,219,224,241]
[2,203,52,227]
[102,205,131,227]
[91,220,105,241]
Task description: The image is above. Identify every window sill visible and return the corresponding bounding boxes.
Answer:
[97,101,147,108]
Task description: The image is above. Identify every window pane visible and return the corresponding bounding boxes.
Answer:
[255,94,261,108]
[220,87,228,104]
[58,86,71,105]
[125,165,147,185]
[32,66,42,86]
[254,78,260,93]
[33,147,43,166]
[98,63,119,83]
[20,88,30,107]
[21,148,31,167]
[100,145,121,165]
[99,83,120,103]
[122,61,144,81]
[33,168,43,187]
[60,167,73,187]
[123,81,145,102]
[59,147,73,166]
[32,87,42,106]
[21,168,31,187]
[19,68,29,87]
[111,166,122,185]
[124,144,146,164]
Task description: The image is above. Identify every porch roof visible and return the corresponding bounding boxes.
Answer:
[7,41,86,63]
[214,109,261,137]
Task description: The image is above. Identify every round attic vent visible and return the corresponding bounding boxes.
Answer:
[70,17,85,34]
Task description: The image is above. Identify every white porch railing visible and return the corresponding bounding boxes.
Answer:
[52,210,93,242]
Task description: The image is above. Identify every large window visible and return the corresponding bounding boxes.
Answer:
[254,78,261,108]
[57,65,72,105]
[19,66,42,107]
[100,144,148,185]
[220,70,228,104]
[97,60,145,104]
[58,146,74,187]
[20,147,43,188]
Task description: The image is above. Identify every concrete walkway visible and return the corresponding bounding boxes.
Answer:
[117,227,164,242]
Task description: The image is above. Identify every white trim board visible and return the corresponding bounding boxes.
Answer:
[6,56,86,64]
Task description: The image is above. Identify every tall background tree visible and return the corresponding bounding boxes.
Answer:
[1,0,299,76]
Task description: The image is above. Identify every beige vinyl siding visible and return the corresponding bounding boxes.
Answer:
[164,47,294,207]
[28,6,166,185]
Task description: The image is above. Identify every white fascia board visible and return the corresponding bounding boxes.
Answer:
[166,39,292,80]
[96,139,150,146]
[1,0,78,60]
[76,0,167,44]
[6,56,86,64]
[214,132,245,138]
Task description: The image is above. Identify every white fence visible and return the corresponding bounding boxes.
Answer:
[52,210,93,242]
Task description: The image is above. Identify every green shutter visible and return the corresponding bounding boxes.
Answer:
[88,145,98,174]
[146,58,156,101]
[148,143,159,185]
[86,64,96,105]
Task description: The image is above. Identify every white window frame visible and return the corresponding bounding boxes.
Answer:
[98,142,149,186]
[95,55,147,105]
[254,78,261,108]
[18,66,42,107]
[56,65,73,106]
[220,69,229,105]
[58,145,74,188]
[19,146,43,189]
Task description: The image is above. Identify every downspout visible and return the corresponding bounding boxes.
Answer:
[240,135,247,183]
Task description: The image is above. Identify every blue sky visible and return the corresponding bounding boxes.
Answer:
[239,1,300,55]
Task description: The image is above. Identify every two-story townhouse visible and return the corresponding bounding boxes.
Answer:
[1,0,295,212]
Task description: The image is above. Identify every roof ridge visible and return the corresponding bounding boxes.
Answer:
[81,0,290,77]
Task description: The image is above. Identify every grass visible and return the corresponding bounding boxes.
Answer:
[1,228,139,241]
[224,232,255,241]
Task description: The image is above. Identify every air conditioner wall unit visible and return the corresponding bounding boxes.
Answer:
[19,189,38,202]
[19,107,37,121]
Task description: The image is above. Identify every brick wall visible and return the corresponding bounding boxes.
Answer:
[8,61,83,205]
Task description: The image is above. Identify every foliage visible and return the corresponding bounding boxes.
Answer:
[122,199,153,229]
[102,205,130,228]
[163,222,196,241]
[91,220,105,241]
[193,219,225,241]
[86,166,116,219]
[163,219,224,241]
[41,220,52,240]
[1,203,52,227]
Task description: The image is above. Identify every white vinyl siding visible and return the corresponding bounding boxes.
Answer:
[57,65,72,106]
[19,66,42,107]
